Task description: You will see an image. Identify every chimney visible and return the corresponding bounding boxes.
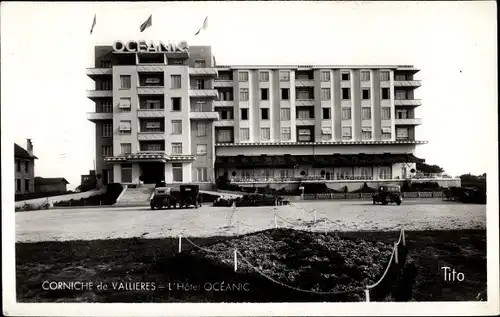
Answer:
[27,139,33,155]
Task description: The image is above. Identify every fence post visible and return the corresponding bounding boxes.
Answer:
[234,249,238,272]
[100,200,102,206]
[236,221,240,236]
[365,289,370,302]
[178,235,182,253]
[432,191,435,198]
[274,214,277,228]
[402,228,406,246]
[314,210,317,223]
[324,218,327,233]
[394,242,399,264]
[417,192,421,198]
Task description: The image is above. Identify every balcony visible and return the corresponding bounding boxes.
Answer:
[86,90,112,101]
[189,89,218,99]
[295,99,315,106]
[395,118,423,125]
[295,79,315,87]
[394,99,422,106]
[213,80,234,88]
[190,112,220,120]
[137,110,165,118]
[214,120,235,127]
[213,100,234,107]
[137,87,165,95]
[394,80,422,88]
[296,119,315,126]
[137,132,166,141]
[137,65,165,72]
[86,112,113,122]
[189,68,218,78]
[86,68,112,79]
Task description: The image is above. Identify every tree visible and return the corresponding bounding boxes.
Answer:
[416,162,444,174]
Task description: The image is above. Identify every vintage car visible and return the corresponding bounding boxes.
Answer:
[373,185,402,205]
[150,183,202,210]
[178,184,202,208]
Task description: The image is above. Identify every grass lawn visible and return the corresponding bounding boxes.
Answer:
[16,229,486,302]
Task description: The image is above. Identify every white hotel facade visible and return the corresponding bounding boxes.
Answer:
[87,41,431,190]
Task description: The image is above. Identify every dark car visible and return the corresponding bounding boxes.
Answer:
[179,185,202,208]
[373,185,402,205]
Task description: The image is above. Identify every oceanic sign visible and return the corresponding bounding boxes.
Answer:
[112,40,189,53]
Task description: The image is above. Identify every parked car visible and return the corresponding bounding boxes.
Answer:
[150,183,202,210]
[373,185,402,205]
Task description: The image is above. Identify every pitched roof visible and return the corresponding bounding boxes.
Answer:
[14,144,38,159]
[35,177,69,185]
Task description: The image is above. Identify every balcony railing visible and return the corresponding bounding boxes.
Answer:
[189,89,218,99]
[394,80,422,88]
[137,87,165,95]
[394,99,422,106]
[295,79,315,87]
[86,90,113,100]
[395,118,423,125]
[138,110,165,118]
[137,132,166,141]
[86,68,113,79]
[189,68,218,77]
[213,80,234,88]
[86,112,113,122]
[295,99,315,106]
[213,100,234,107]
[137,65,165,72]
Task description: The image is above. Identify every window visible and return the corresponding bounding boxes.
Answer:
[382,127,392,140]
[192,100,208,112]
[238,71,249,81]
[320,71,330,81]
[321,88,331,100]
[119,120,132,134]
[98,80,112,90]
[362,128,372,140]
[145,99,162,109]
[241,108,249,120]
[144,120,162,132]
[172,163,183,182]
[24,161,29,172]
[141,142,164,151]
[194,59,206,68]
[171,97,181,111]
[16,179,21,192]
[297,90,311,100]
[381,107,391,119]
[171,143,182,155]
[261,108,269,120]
[395,74,406,81]
[171,75,181,89]
[279,71,290,81]
[379,166,392,180]
[120,143,131,155]
[219,108,233,120]
[102,145,112,157]
[144,77,161,85]
[361,71,371,81]
[279,170,290,178]
[171,120,182,134]
[281,127,291,141]
[100,60,112,68]
[121,164,133,183]
[382,88,390,99]
[16,160,20,172]
[341,108,351,120]
[297,109,310,120]
[362,107,371,120]
[322,108,331,119]
[380,71,390,81]
[196,79,205,90]
[120,75,131,89]
[197,168,208,182]
[119,98,131,112]
[298,128,312,142]
[216,129,232,143]
[395,90,407,100]
[342,88,350,100]
[24,179,30,192]
[102,123,113,137]
[341,72,350,81]
[101,100,112,113]
[259,71,269,82]
[281,88,289,100]
[362,89,370,100]
[260,128,271,141]
[280,108,290,121]
[196,122,207,136]
[240,88,249,101]
[196,144,207,155]
[240,128,250,141]
[396,109,408,119]
[342,127,352,140]
[321,127,332,140]
[261,88,269,100]
[396,128,409,139]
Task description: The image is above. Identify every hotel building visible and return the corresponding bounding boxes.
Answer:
[87,41,430,190]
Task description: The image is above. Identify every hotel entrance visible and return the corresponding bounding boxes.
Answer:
[139,162,165,184]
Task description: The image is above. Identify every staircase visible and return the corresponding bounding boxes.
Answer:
[114,184,155,206]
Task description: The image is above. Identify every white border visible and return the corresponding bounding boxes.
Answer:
[2,2,499,317]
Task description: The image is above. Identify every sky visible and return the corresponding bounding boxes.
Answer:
[1,1,497,190]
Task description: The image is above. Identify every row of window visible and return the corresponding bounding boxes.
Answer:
[15,179,31,192]
[118,75,183,89]
[99,100,213,113]
[119,164,208,183]
[229,167,393,179]
[15,160,30,173]
[103,121,213,137]
[238,87,392,101]
[102,143,208,157]
[237,70,396,82]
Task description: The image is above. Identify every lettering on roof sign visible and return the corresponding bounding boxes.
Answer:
[113,40,189,53]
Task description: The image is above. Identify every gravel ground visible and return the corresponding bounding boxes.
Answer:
[15,199,486,243]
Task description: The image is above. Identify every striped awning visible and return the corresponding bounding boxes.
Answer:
[214,153,424,168]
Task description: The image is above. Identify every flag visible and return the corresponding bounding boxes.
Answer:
[194,16,208,36]
[90,14,96,35]
[140,14,152,32]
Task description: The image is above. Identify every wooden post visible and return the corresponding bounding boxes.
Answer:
[234,249,238,272]
[314,210,317,223]
[274,214,277,228]
[178,235,182,253]
[394,242,399,264]
[365,289,370,302]
[324,218,327,233]
[402,228,406,246]
[236,221,240,236]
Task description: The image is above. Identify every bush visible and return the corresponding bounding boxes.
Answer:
[53,183,124,207]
